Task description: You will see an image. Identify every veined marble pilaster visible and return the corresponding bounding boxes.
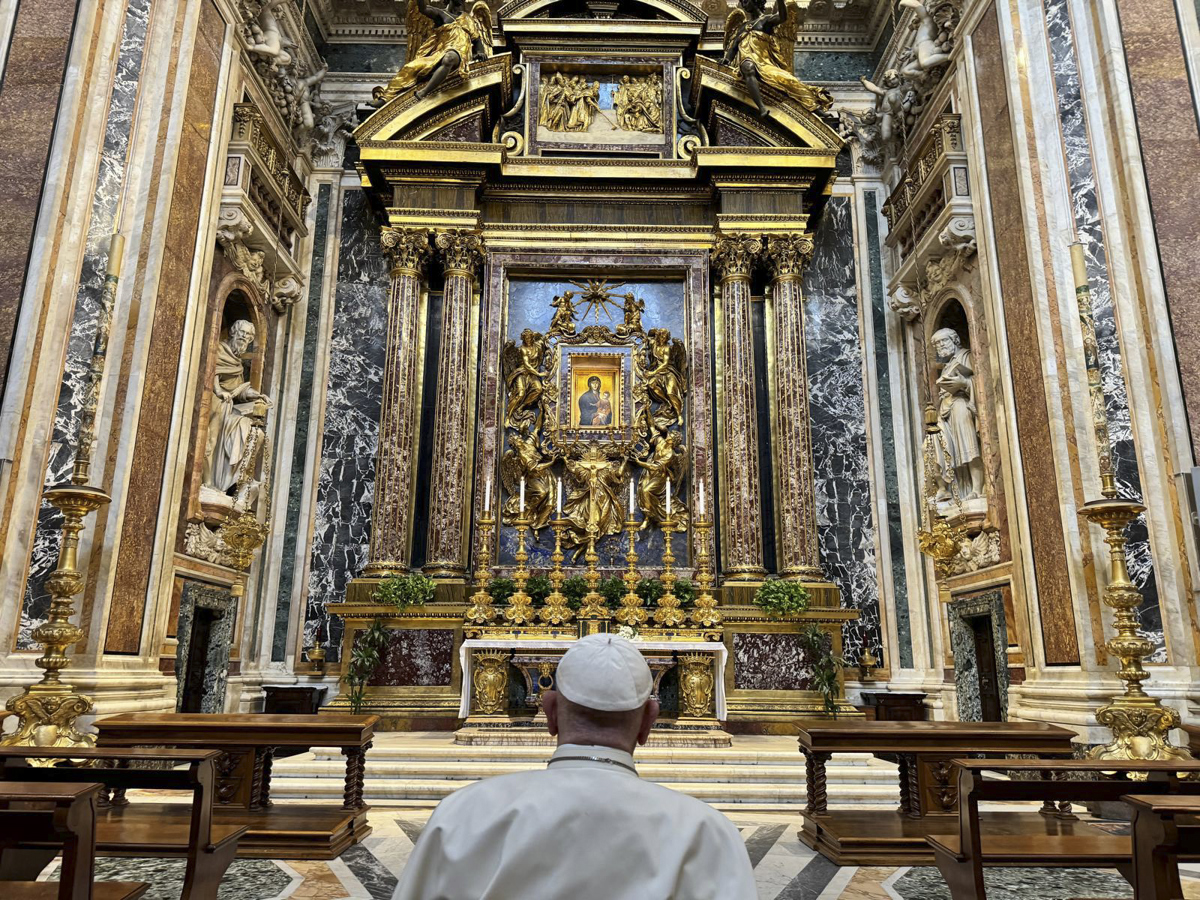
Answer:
[365,227,431,576]
[425,230,484,578]
[765,234,822,580]
[712,234,765,579]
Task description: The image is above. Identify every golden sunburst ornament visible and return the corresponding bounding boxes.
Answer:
[569,278,627,324]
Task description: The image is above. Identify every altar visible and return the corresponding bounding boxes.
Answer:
[458,637,728,732]
[323,0,866,738]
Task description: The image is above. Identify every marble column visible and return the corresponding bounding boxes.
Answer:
[765,234,822,580]
[425,230,484,579]
[712,234,766,580]
[364,227,431,576]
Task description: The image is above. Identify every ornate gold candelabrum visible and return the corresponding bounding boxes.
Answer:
[615,516,647,627]
[577,523,609,625]
[689,514,721,629]
[1084,487,1190,763]
[466,509,498,626]
[504,512,535,626]
[653,516,686,627]
[3,234,125,750]
[540,517,573,625]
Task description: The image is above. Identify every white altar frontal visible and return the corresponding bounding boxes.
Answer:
[457,638,730,748]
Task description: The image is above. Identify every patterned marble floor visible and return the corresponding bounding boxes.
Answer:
[38,807,1200,899]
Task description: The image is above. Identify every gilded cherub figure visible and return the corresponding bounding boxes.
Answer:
[722,0,833,117]
[635,426,688,530]
[548,290,578,336]
[616,292,644,336]
[899,0,952,80]
[501,329,547,431]
[379,0,493,103]
[500,426,556,530]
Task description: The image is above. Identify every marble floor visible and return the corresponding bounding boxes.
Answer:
[37,805,1200,899]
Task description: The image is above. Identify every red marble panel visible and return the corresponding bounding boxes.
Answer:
[973,3,1080,665]
[0,0,82,396]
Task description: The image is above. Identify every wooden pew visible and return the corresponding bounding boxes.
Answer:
[1124,794,1200,900]
[94,713,378,858]
[0,781,149,900]
[0,748,246,900]
[927,759,1200,900]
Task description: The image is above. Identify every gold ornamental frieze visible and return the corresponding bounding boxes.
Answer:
[500,281,689,556]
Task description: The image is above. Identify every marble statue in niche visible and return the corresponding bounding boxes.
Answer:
[203,319,273,497]
[931,326,984,505]
[722,0,833,117]
[379,0,493,103]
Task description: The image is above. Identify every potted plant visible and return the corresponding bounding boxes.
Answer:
[342,618,388,714]
[798,624,845,718]
[526,574,552,607]
[752,579,810,617]
[562,575,588,611]
[487,576,516,604]
[373,573,436,609]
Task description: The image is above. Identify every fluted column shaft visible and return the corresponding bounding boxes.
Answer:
[425,230,484,577]
[766,234,822,579]
[365,228,431,576]
[712,234,766,579]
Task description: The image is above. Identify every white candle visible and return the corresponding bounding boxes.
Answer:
[520,477,526,513]
[699,480,705,517]
[629,479,636,515]
[557,478,563,516]
[666,478,672,517]
[484,480,491,513]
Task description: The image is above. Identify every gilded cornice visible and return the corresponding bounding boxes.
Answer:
[380,227,432,276]
[435,229,485,276]
[712,233,762,281]
[765,233,816,281]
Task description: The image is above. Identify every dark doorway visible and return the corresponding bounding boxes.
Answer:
[970,616,1003,722]
[180,606,221,713]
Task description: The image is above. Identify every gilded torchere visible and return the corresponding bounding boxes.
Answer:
[712,233,766,579]
[465,505,498,629]
[653,516,686,627]
[540,516,574,626]
[504,510,536,626]
[765,234,823,580]
[1069,242,1191,764]
[426,229,485,578]
[3,235,124,750]
[689,492,721,630]
[615,514,648,626]
[366,227,431,577]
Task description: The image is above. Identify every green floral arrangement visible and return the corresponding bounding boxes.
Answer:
[599,576,625,606]
[373,573,436,609]
[674,578,696,608]
[343,618,388,714]
[526,574,552,606]
[798,624,845,717]
[562,575,588,610]
[636,577,664,606]
[752,579,810,617]
[487,576,516,604]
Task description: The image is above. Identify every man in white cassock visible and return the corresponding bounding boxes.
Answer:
[394,634,757,899]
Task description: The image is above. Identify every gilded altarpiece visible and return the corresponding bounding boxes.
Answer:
[326,0,864,731]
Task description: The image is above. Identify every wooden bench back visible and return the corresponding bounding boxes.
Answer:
[0,747,220,853]
[952,759,1200,863]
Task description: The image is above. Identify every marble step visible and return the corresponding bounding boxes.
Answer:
[267,775,898,806]
[273,758,897,785]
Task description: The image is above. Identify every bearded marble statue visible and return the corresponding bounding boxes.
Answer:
[931,326,984,503]
[203,319,273,494]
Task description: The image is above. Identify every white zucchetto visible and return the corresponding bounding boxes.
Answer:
[555,633,652,711]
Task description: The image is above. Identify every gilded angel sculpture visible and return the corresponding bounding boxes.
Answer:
[643,328,687,429]
[500,426,556,530]
[378,0,493,103]
[501,329,548,430]
[722,0,833,117]
[635,427,688,530]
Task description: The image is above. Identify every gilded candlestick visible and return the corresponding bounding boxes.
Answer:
[504,513,535,626]
[577,523,608,620]
[653,516,685,627]
[540,517,573,625]
[466,509,497,626]
[615,517,647,626]
[689,514,721,628]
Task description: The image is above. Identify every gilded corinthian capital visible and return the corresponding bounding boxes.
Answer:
[435,229,485,276]
[380,227,432,275]
[711,233,762,281]
[765,233,815,280]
